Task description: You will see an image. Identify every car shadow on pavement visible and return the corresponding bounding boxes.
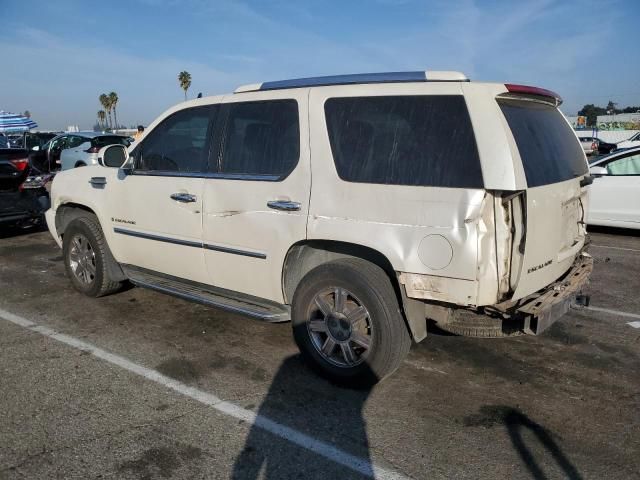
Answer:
[232,355,376,480]
[465,405,583,480]
[0,221,46,239]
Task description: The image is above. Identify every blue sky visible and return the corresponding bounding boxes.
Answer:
[1,0,638,130]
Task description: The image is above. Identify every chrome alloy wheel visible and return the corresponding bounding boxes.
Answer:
[68,234,96,285]
[306,287,372,368]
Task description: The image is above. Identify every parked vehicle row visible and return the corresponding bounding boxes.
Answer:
[579,136,617,155]
[587,146,640,229]
[45,72,594,384]
[0,148,50,227]
[31,132,131,171]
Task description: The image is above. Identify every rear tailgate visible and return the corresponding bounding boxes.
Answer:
[497,96,589,300]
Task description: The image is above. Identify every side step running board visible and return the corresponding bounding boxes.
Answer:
[122,265,290,323]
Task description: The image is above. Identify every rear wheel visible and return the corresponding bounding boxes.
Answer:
[63,215,123,297]
[292,258,411,386]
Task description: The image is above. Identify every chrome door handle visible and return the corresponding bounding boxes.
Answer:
[170,192,197,203]
[267,200,301,211]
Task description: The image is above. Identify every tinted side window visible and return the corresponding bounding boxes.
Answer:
[66,136,86,148]
[499,99,587,187]
[137,106,215,173]
[324,96,483,188]
[92,136,129,149]
[219,100,299,178]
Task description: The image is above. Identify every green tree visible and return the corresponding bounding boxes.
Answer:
[97,110,106,129]
[605,100,619,114]
[178,71,192,101]
[577,104,607,127]
[99,93,111,129]
[109,92,119,130]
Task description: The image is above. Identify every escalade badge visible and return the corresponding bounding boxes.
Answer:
[528,259,552,274]
[112,217,136,225]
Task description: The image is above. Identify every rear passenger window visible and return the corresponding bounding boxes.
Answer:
[324,96,483,188]
[499,99,587,187]
[219,100,299,178]
[137,106,215,173]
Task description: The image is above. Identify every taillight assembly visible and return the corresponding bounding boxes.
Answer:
[10,158,29,171]
[84,146,100,153]
[504,84,563,106]
[20,173,55,191]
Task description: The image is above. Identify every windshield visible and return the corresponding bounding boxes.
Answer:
[499,99,588,187]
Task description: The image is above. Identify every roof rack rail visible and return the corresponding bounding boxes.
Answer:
[234,70,468,93]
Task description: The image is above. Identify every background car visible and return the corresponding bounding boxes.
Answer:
[59,132,131,170]
[587,146,640,229]
[579,137,598,155]
[31,132,131,172]
[0,147,50,227]
[615,131,640,150]
[579,136,617,155]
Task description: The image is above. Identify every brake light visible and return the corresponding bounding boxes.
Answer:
[10,158,29,171]
[504,84,563,106]
[591,142,597,151]
[84,146,100,153]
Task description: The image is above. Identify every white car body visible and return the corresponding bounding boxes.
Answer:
[579,137,597,155]
[44,72,593,380]
[615,132,640,150]
[587,147,640,229]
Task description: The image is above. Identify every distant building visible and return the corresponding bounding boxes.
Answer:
[596,112,640,130]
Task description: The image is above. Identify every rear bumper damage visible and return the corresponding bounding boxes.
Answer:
[512,252,593,334]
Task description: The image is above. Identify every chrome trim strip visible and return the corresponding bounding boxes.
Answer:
[129,170,281,182]
[113,227,266,259]
[113,227,202,248]
[203,243,267,259]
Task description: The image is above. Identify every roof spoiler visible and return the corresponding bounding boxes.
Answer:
[500,84,563,106]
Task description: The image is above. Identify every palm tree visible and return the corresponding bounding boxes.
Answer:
[97,110,106,129]
[99,94,111,129]
[109,92,119,130]
[178,71,192,101]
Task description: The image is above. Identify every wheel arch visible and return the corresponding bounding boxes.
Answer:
[56,203,126,282]
[281,240,427,342]
[55,202,98,238]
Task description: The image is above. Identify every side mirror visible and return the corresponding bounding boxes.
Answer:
[589,166,607,177]
[98,144,128,168]
[32,145,40,151]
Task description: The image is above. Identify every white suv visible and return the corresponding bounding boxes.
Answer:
[45,71,593,384]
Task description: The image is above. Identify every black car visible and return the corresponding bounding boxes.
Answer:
[0,148,51,227]
[581,136,617,155]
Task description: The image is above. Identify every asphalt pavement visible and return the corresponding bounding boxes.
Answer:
[0,225,638,479]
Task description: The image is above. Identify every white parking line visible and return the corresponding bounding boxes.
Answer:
[583,305,640,321]
[590,244,640,253]
[0,308,409,480]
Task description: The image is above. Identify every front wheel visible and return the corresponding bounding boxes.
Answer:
[62,215,123,297]
[292,258,412,386]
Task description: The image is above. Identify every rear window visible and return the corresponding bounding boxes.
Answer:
[499,100,587,187]
[92,136,130,148]
[324,96,483,188]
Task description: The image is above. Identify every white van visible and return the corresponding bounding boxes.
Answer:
[46,71,593,384]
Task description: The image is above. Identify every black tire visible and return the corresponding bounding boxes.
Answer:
[435,310,523,338]
[62,215,123,297]
[292,258,412,386]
